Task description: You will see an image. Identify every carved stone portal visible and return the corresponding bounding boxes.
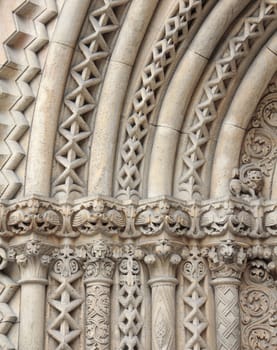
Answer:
[0,1,276,349]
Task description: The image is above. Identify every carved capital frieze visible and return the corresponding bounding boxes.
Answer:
[134,199,192,237]
[3,198,63,237]
[0,195,276,242]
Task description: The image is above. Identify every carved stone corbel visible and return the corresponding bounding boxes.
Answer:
[204,240,247,350]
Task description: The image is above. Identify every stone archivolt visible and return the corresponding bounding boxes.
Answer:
[0,0,276,349]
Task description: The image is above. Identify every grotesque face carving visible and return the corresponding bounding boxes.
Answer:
[245,169,263,191]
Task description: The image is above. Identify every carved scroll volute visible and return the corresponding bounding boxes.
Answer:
[81,241,115,350]
[144,240,182,350]
[204,240,248,350]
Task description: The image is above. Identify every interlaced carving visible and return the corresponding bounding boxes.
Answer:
[117,0,210,199]
[47,246,84,350]
[240,260,277,349]
[215,285,240,350]
[178,0,277,199]
[0,0,58,199]
[182,246,208,350]
[53,0,130,199]
[118,247,143,349]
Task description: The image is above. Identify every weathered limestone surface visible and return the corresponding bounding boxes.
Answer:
[0,0,276,349]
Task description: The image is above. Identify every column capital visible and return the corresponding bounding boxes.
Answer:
[78,240,115,283]
[203,240,247,281]
[8,239,53,284]
[143,239,182,280]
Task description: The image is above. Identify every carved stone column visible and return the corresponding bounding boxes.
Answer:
[81,241,115,350]
[47,245,84,350]
[117,245,144,349]
[9,240,51,350]
[144,239,181,350]
[205,240,247,350]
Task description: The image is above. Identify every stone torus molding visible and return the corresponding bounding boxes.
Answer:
[1,195,277,240]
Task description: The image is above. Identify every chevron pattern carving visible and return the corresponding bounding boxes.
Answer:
[0,0,58,199]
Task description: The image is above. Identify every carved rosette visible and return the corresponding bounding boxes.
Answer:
[205,241,247,350]
[81,241,115,350]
